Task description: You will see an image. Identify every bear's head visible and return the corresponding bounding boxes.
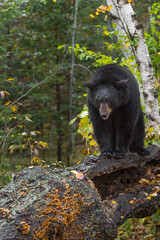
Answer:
[84,80,129,120]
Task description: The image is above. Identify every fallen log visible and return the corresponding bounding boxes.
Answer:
[0,144,160,240]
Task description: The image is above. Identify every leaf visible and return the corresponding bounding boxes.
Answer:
[69,116,77,125]
[71,170,84,180]
[106,5,112,11]
[149,127,154,132]
[104,31,109,35]
[83,149,88,155]
[112,200,117,204]
[97,5,106,13]
[90,14,95,18]
[139,178,150,184]
[57,45,64,50]
[112,23,117,28]
[125,42,130,47]
[39,141,48,148]
[71,170,78,175]
[25,115,32,122]
[3,91,10,95]
[10,105,18,113]
[104,15,108,21]
[146,194,152,200]
[5,101,11,106]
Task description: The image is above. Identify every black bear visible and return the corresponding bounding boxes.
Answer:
[84,63,149,156]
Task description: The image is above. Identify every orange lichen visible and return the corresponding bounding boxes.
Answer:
[33,185,85,240]
[0,208,11,218]
[17,221,30,234]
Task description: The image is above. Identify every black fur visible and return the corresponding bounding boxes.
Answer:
[84,64,149,156]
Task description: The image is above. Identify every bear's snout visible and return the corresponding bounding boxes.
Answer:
[100,102,112,120]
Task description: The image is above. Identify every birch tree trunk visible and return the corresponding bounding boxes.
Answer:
[106,0,160,131]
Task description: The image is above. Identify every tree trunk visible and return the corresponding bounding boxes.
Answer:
[0,144,160,240]
[106,0,160,131]
[56,81,62,162]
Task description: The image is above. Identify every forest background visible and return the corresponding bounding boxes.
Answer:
[0,0,160,239]
[0,0,160,187]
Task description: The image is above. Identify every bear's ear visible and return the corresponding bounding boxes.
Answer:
[83,82,95,90]
[115,79,129,88]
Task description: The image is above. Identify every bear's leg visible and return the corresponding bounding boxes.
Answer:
[88,101,114,156]
[93,120,114,156]
[113,110,130,155]
[129,110,150,155]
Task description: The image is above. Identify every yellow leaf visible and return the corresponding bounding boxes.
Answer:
[90,14,95,18]
[95,12,99,16]
[77,161,82,165]
[11,135,14,138]
[125,42,130,47]
[106,5,112,11]
[97,5,106,13]
[7,78,14,81]
[89,139,97,146]
[121,216,124,219]
[3,91,10,95]
[71,170,78,175]
[104,31,109,35]
[158,52,160,55]
[104,15,108,21]
[39,141,48,148]
[112,200,117,204]
[5,101,11,106]
[83,149,88,155]
[10,105,18,113]
[53,0,56,2]
[139,178,149,184]
[146,194,152,200]
[149,127,154,132]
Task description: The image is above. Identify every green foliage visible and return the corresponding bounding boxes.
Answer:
[144,3,160,77]
[115,209,160,239]
[69,106,99,155]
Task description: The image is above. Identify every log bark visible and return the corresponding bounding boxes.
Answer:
[0,144,160,240]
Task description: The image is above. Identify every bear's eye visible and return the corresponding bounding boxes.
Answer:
[106,99,111,104]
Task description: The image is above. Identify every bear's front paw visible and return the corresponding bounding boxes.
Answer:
[100,151,113,158]
[137,148,150,156]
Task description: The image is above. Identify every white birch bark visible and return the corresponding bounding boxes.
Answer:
[106,0,160,131]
